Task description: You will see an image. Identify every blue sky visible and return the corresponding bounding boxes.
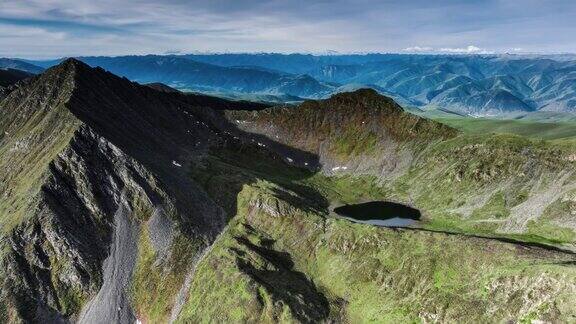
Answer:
[1,0,575,59]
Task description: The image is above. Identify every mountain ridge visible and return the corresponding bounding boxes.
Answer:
[184,54,576,113]
[0,68,33,87]
[0,58,232,321]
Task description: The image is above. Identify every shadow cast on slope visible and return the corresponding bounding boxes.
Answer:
[233,235,330,322]
[394,226,576,256]
[63,61,326,239]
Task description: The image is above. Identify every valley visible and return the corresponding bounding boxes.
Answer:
[419,110,576,144]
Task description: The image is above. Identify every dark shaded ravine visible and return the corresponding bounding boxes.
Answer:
[333,201,421,227]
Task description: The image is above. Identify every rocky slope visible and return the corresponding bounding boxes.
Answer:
[0,59,244,322]
[1,60,575,323]
[227,89,457,177]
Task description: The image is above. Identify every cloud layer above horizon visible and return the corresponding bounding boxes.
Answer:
[1,0,575,59]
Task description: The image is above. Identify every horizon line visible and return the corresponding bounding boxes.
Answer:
[7,51,576,61]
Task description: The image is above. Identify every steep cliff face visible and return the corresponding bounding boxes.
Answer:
[0,59,233,322]
[2,126,174,322]
[0,60,81,230]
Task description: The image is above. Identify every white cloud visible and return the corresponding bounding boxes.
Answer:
[402,46,434,52]
[0,1,575,58]
[0,23,67,40]
[0,0,387,58]
[402,45,497,55]
[438,45,494,54]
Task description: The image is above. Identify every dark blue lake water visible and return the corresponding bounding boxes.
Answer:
[333,201,421,227]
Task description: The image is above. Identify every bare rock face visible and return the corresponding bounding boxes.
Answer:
[77,198,139,324]
[0,59,232,322]
[1,125,214,321]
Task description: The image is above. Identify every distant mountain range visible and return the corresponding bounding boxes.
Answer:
[184,54,576,114]
[8,53,576,114]
[0,58,44,74]
[23,55,335,99]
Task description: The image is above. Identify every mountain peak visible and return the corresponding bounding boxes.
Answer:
[340,88,379,97]
[60,57,86,66]
[46,57,94,79]
[304,88,405,115]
